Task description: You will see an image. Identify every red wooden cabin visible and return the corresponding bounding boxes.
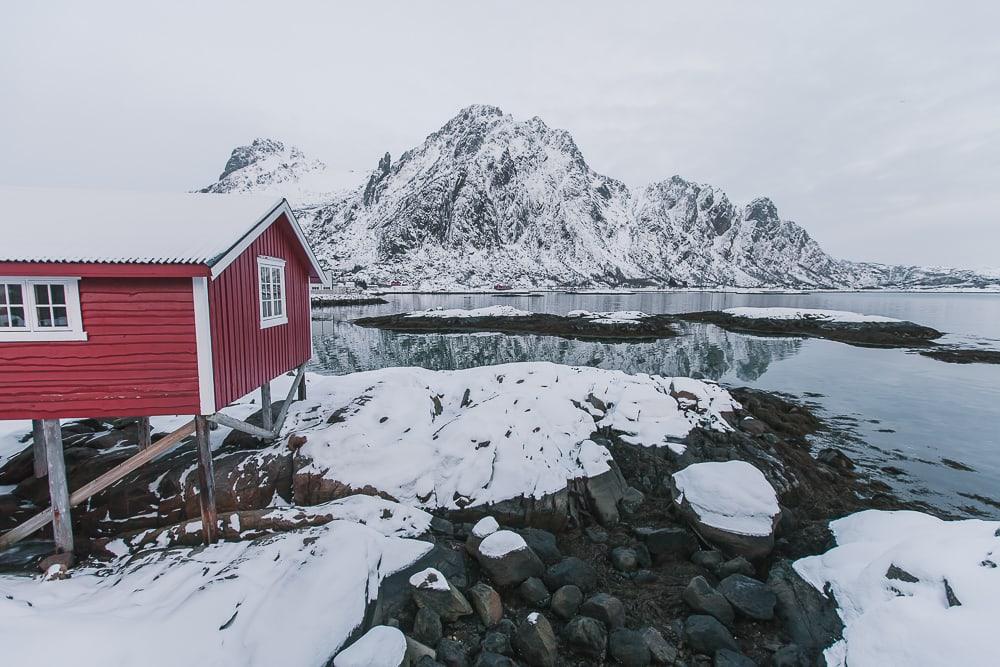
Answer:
[0,187,328,556]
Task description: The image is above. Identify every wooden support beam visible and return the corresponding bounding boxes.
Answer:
[260,382,273,433]
[297,372,307,401]
[42,419,73,554]
[31,419,47,478]
[137,417,151,451]
[205,411,274,440]
[271,363,306,436]
[194,415,218,545]
[0,420,195,550]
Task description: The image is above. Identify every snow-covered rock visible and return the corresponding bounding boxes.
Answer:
[475,530,545,587]
[405,305,532,318]
[566,310,651,325]
[333,625,407,667]
[0,518,430,667]
[794,510,1000,667]
[722,307,901,323]
[671,461,781,559]
[197,106,1000,290]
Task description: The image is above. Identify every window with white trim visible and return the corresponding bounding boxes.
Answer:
[0,278,86,342]
[257,257,287,328]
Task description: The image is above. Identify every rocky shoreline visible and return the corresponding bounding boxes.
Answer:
[312,294,390,306]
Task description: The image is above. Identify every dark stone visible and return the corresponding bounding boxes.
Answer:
[713,648,755,667]
[561,615,608,660]
[585,526,609,544]
[643,526,698,559]
[413,607,443,647]
[640,627,678,664]
[816,447,855,472]
[633,570,658,585]
[718,574,776,621]
[717,556,755,579]
[473,652,516,667]
[619,486,645,516]
[519,577,551,607]
[481,631,512,656]
[682,576,734,626]
[544,557,598,593]
[771,644,810,667]
[468,582,504,627]
[550,584,583,619]
[477,534,545,587]
[494,618,516,637]
[692,550,725,570]
[513,613,558,667]
[635,543,653,569]
[430,515,455,537]
[609,628,652,666]
[611,546,640,573]
[580,592,626,630]
[584,465,629,525]
[411,570,473,622]
[437,638,470,667]
[518,528,562,564]
[416,657,446,667]
[767,560,843,653]
[406,637,438,665]
[683,615,738,655]
[885,564,918,583]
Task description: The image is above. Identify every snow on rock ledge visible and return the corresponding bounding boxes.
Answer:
[722,307,901,323]
[287,363,739,518]
[794,510,1000,667]
[405,305,532,318]
[671,460,781,559]
[0,518,431,667]
[566,310,651,325]
[333,625,407,667]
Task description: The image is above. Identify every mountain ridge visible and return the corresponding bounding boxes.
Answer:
[200,105,999,290]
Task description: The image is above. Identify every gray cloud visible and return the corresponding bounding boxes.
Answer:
[3,0,998,268]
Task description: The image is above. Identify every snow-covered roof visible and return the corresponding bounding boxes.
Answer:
[0,187,325,280]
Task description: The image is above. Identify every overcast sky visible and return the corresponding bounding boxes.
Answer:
[3,1,998,268]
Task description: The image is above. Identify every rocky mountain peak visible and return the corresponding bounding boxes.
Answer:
[219,138,293,180]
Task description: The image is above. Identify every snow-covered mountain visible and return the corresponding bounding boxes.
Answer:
[200,106,999,290]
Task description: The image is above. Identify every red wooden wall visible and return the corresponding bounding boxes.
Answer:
[209,215,313,409]
[0,278,201,420]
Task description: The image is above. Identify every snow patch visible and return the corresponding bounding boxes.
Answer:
[722,307,902,323]
[479,530,529,558]
[405,305,532,318]
[472,516,500,538]
[672,461,779,537]
[408,567,450,592]
[333,625,407,667]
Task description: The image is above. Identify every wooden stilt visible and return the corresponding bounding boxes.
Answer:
[31,419,48,478]
[272,363,306,436]
[297,372,307,401]
[194,415,218,545]
[41,419,73,554]
[260,382,273,433]
[137,417,151,451]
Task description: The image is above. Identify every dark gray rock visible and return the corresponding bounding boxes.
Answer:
[771,644,810,667]
[683,615,738,655]
[643,526,698,559]
[415,657,446,667]
[713,648,755,667]
[406,636,437,665]
[468,582,504,627]
[718,574,776,621]
[518,528,562,564]
[436,638,470,667]
[413,606,443,647]
[611,546,640,572]
[544,557,598,592]
[561,615,607,660]
[767,560,843,653]
[635,543,653,569]
[494,618,516,637]
[430,515,455,536]
[691,550,725,570]
[519,577,551,607]
[619,486,645,516]
[411,570,473,622]
[473,653,516,667]
[817,447,854,471]
[585,526,609,544]
[513,613,558,667]
[584,464,628,525]
[477,534,545,587]
[717,556,755,579]
[640,627,678,664]
[609,628,652,666]
[481,631,512,656]
[682,576,735,626]
[550,584,583,619]
[580,592,626,630]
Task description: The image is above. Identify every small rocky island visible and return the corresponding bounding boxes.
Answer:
[354,306,679,341]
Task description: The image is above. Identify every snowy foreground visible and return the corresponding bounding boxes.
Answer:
[796,510,1000,666]
[0,496,432,667]
[722,307,902,323]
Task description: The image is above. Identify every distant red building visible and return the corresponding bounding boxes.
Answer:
[0,187,328,554]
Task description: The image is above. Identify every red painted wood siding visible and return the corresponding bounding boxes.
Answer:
[209,215,312,409]
[0,278,201,420]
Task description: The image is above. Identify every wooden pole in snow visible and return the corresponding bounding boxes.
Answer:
[137,417,151,451]
[31,419,47,478]
[297,372,307,401]
[41,419,73,554]
[194,415,218,545]
[260,382,273,434]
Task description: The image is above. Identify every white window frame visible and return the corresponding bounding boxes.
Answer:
[257,256,288,329]
[0,277,87,342]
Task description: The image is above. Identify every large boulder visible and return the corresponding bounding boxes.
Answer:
[640,526,698,561]
[543,557,598,593]
[717,574,776,621]
[513,613,558,667]
[682,576,734,626]
[409,568,473,622]
[766,560,843,654]
[671,461,781,559]
[683,615,738,655]
[476,531,545,587]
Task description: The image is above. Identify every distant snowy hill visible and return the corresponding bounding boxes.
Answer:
[200,106,999,290]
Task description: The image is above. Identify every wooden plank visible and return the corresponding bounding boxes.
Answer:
[297,373,307,401]
[0,420,196,549]
[31,419,47,478]
[137,416,151,451]
[260,382,273,433]
[43,419,74,553]
[194,416,218,545]
[206,411,274,440]
[271,364,305,435]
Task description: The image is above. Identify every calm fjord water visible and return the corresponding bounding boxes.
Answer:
[311,292,1000,519]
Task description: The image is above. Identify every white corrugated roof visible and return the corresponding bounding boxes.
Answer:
[0,186,287,265]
